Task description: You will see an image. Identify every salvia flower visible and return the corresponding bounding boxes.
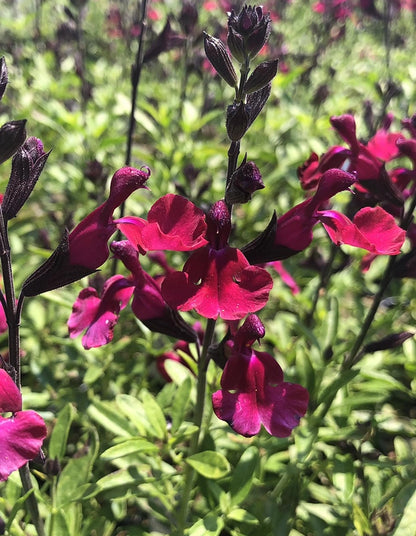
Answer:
[68,241,196,349]
[22,166,150,296]
[162,201,273,320]
[0,369,47,481]
[212,315,309,437]
[243,168,406,264]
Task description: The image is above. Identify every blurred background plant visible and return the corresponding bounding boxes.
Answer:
[1,1,416,535]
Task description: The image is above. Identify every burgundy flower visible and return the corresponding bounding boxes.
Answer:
[0,369,47,481]
[274,168,357,252]
[212,315,309,437]
[318,206,406,255]
[68,275,134,349]
[22,166,150,296]
[162,201,273,320]
[116,193,207,254]
[69,166,150,269]
[68,241,196,349]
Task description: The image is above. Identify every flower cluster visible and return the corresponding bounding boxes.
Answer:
[299,113,414,270]
[63,6,407,443]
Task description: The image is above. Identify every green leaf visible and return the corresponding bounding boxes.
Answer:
[87,398,136,438]
[55,431,99,507]
[187,451,230,479]
[94,468,146,499]
[171,376,192,434]
[352,503,372,536]
[5,487,34,533]
[100,439,158,461]
[49,403,75,461]
[141,389,167,440]
[230,446,259,506]
[115,394,149,436]
[188,513,224,536]
[227,508,259,525]
[317,369,360,406]
[49,509,71,536]
[393,486,416,535]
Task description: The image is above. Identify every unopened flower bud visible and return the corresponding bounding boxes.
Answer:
[0,57,8,101]
[204,32,237,88]
[227,5,271,62]
[2,137,49,221]
[225,158,264,204]
[226,101,249,141]
[179,1,198,35]
[363,332,414,354]
[244,59,278,94]
[0,120,27,165]
[235,314,265,350]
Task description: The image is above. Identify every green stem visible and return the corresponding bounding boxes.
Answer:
[175,318,216,536]
[19,465,45,536]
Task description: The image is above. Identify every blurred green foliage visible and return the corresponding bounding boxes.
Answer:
[1,0,416,535]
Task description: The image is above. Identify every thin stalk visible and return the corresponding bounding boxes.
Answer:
[111,0,148,276]
[125,0,148,168]
[305,241,338,327]
[0,206,44,534]
[175,318,216,536]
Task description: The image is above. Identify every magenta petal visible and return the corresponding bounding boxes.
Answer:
[115,216,147,253]
[367,130,403,162]
[0,301,7,334]
[212,390,261,437]
[141,194,208,251]
[0,370,22,413]
[68,287,101,339]
[82,276,134,349]
[162,247,273,320]
[260,382,309,437]
[318,210,370,250]
[352,206,405,255]
[319,207,405,255]
[0,411,47,481]
[213,349,308,438]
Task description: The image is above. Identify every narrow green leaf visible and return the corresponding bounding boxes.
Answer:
[87,398,136,438]
[227,508,259,525]
[317,369,359,406]
[171,376,192,434]
[115,394,149,436]
[188,513,224,536]
[49,403,75,461]
[393,486,416,536]
[100,439,158,460]
[141,389,167,439]
[230,446,258,506]
[187,450,230,479]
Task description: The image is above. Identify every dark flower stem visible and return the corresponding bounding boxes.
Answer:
[0,209,44,535]
[112,0,148,276]
[125,0,148,168]
[176,318,216,536]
